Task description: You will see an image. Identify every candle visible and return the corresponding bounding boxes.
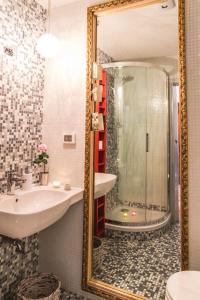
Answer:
[53,181,61,188]
[64,183,71,191]
[131,211,137,216]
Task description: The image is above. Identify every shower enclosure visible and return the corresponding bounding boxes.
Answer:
[104,62,171,231]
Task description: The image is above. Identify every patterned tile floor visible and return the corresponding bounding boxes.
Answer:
[61,290,89,300]
[93,224,181,300]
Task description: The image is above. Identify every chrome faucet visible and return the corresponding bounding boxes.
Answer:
[7,171,26,195]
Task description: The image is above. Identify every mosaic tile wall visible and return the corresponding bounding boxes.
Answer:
[0,235,39,299]
[105,222,171,241]
[97,48,113,65]
[0,0,46,298]
[105,70,120,211]
[0,0,46,192]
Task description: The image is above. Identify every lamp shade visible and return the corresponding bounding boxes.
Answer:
[36,33,60,59]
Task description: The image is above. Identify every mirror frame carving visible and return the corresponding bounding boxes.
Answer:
[82,1,188,299]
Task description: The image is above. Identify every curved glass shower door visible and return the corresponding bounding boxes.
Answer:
[105,64,169,228]
[117,67,147,222]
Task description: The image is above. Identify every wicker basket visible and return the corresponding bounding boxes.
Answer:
[93,237,103,270]
[17,273,61,300]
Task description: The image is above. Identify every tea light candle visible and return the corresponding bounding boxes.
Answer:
[53,181,61,188]
[131,211,137,217]
[64,183,71,191]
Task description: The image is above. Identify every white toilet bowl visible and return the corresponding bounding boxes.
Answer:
[166,271,200,300]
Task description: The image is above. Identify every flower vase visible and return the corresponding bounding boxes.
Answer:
[40,172,49,186]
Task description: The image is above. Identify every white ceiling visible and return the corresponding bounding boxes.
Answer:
[37,0,79,8]
[97,1,178,61]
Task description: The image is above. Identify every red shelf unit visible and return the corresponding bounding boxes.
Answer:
[94,70,107,237]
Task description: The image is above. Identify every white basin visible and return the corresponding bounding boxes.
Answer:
[0,186,83,239]
[95,173,117,198]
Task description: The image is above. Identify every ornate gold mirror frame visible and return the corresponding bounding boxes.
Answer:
[83,0,188,299]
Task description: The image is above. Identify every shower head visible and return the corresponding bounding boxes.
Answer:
[121,75,134,85]
[161,0,176,10]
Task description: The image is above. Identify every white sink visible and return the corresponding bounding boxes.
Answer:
[0,186,83,239]
[95,173,117,198]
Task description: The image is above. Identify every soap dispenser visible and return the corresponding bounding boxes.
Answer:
[22,166,32,191]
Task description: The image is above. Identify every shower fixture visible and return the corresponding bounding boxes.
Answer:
[121,75,134,85]
[105,62,171,233]
[36,0,60,58]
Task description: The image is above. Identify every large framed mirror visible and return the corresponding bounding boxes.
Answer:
[83,0,188,299]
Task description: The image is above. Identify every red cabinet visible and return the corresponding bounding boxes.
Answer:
[94,70,107,237]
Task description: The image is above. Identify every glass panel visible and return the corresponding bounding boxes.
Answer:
[106,66,147,224]
[105,65,170,226]
[117,67,147,207]
[146,68,169,221]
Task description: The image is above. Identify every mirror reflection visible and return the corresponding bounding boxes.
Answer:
[92,1,181,299]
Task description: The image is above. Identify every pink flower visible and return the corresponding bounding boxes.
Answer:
[38,144,48,152]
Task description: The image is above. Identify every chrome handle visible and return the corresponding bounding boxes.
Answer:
[146,133,149,153]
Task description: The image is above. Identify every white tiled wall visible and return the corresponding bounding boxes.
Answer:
[39,0,200,297]
[186,0,200,269]
[41,2,86,187]
[40,1,105,298]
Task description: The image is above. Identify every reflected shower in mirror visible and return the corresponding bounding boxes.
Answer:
[92,1,181,299]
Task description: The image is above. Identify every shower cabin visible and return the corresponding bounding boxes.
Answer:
[103,62,174,232]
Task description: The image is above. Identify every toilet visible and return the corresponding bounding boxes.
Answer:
[166,271,200,300]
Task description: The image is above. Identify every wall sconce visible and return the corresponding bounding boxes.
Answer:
[36,0,60,59]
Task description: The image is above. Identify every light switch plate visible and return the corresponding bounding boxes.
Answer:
[63,132,76,144]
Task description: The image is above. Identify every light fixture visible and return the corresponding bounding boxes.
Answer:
[36,0,60,58]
